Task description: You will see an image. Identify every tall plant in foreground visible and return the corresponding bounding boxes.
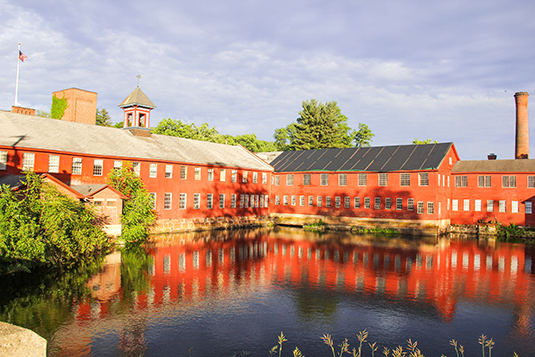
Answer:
[108,162,156,247]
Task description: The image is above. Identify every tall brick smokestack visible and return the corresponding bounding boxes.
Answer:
[515,91,529,159]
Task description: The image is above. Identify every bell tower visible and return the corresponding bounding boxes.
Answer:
[118,86,156,128]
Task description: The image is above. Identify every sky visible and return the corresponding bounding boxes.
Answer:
[1,0,535,160]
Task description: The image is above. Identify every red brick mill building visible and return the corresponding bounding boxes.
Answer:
[1,88,535,236]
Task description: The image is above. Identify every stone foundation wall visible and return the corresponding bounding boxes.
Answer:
[151,215,272,234]
[446,223,497,238]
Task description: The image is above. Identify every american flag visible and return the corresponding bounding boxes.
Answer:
[19,50,27,62]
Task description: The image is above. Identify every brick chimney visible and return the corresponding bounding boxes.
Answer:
[514,92,529,159]
[488,153,497,160]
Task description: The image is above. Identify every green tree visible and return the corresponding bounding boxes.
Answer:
[290,99,351,150]
[35,110,50,118]
[107,162,156,247]
[96,108,113,126]
[151,118,220,142]
[412,138,438,145]
[353,123,375,147]
[50,93,69,119]
[0,172,109,274]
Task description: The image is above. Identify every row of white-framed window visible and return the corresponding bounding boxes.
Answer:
[451,199,532,214]
[151,192,270,210]
[277,172,431,187]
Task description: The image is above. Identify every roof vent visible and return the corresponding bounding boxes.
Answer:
[488,153,497,160]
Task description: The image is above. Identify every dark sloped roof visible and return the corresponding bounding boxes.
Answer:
[119,87,156,109]
[452,159,535,173]
[270,143,453,173]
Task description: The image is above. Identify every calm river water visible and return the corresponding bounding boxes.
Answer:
[1,228,535,356]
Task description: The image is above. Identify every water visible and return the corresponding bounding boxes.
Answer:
[1,228,534,356]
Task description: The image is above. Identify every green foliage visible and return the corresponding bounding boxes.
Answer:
[303,220,325,231]
[96,108,113,126]
[412,138,438,145]
[50,92,69,119]
[0,172,109,274]
[275,100,374,151]
[354,123,375,147]
[35,110,50,118]
[496,223,534,241]
[351,226,398,236]
[107,162,156,247]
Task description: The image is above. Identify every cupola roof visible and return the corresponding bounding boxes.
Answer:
[118,87,156,109]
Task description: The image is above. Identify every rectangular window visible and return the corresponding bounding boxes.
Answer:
[245,194,250,208]
[320,174,329,186]
[219,194,225,209]
[240,194,244,208]
[275,195,280,205]
[400,173,410,186]
[283,195,288,206]
[408,198,414,211]
[512,201,519,213]
[364,197,371,209]
[344,196,350,208]
[93,159,103,176]
[463,199,470,211]
[22,153,35,171]
[317,196,322,207]
[149,163,157,178]
[180,166,187,179]
[354,197,360,209]
[231,194,236,208]
[195,167,201,180]
[114,161,122,171]
[242,171,248,183]
[452,199,459,211]
[326,196,331,207]
[164,192,172,210]
[0,151,7,170]
[194,193,200,209]
[499,200,506,213]
[48,155,60,173]
[291,195,297,206]
[396,198,403,210]
[338,174,347,186]
[308,196,314,206]
[208,168,214,181]
[132,162,140,176]
[374,197,381,209]
[335,196,341,208]
[262,172,267,184]
[300,195,305,206]
[254,195,259,208]
[385,198,392,210]
[478,175,491,187]
[72,157,82,175]
[529,176,535,188]
[526,201,532,214]
[264,195,269,207]
[417,202,424,214]
[502,175,516,188]
[303,174,311,185]
[253,172,258,184]
[275,176,280,185]
[419,172,429,186]
[379,173,388,186]
[487,200,494,212]
[165,164,173,178]
[179,193,187,209]
[149,193,156,209]
[220,169,226,181]
[475,199,482,212]
[358,173,367,186]
[427,202,434,214]
[286,174,294,186]
[232,170,237,182]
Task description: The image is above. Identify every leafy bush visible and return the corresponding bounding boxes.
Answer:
[0,172,110,274]
[107,162,156,247]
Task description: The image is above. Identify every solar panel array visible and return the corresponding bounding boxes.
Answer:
[270,143,453,173]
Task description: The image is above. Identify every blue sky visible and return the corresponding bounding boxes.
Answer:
[1,0,535,159]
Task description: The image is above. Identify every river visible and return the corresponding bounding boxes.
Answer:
[1,227,534,356]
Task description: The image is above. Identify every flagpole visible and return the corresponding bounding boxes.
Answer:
[14,42,21,106]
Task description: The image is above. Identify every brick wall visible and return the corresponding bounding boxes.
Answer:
[53,88,97,125]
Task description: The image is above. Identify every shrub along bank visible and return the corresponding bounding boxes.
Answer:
[0,172,111,274]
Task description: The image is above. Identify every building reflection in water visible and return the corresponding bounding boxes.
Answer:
[69,228,535,355]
